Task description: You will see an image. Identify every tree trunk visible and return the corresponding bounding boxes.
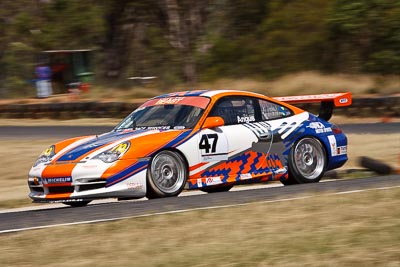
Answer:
[183,52,197,85]
[161,0,208,84]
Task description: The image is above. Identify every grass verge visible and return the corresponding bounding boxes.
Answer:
[1,187,400,266]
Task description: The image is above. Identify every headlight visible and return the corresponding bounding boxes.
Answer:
[95,141,130,163]
[33,145,56,167]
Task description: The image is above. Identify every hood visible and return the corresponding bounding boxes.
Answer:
[54,129,190,162]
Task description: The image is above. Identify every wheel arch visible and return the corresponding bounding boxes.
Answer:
[146,147,189,199]
[288,134,330,180]
[290,134,330,168]
[148,147,190,173]
[315,135,331,170]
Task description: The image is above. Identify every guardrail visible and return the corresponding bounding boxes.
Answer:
[0,96,399,119]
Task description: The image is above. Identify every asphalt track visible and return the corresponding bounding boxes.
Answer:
[0,122,399,139]
[0,175,399,234]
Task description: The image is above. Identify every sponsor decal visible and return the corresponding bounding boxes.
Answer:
[43,177,72,184]
[337,146,347,155]
[206,177,222,186]
[82,164,98,169]
[127,182,143,190]
[240,173,252,180]
[197,178,203,188]
[49,199,85,203]
[307,122,332,134]
[135,126,171,130]
[277,93,343,101]
[327,135,337,156]
[237,115,255,123]
[155,97,184,105]
[339,98,348,104]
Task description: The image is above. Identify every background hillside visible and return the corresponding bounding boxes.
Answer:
[1,0,400,98]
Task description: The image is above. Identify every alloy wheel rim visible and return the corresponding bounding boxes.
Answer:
[151,152,185,193]
[294,138,325,180]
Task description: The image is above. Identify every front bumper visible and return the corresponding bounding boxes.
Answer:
[28,167,147,202]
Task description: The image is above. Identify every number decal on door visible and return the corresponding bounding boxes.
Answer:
[199,134,218,154]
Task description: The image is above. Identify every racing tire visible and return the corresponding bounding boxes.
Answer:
[287,137,327,184]
[359,156,393,175]
[146,150,188,199]
[280,176,299,186]
[200,185,233,193]
[63,200,92,207]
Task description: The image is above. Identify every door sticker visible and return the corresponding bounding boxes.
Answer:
[198,131,228,161]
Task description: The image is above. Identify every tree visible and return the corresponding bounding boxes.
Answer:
[158,0,209,84]
[328,0,400,73]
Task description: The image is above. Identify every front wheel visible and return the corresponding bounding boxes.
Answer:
[146,150,188,199]
[286,137,327,184]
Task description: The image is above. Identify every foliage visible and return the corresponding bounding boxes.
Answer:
[1,0,400,97]
[38,0,105,49]
[328,0,400,73]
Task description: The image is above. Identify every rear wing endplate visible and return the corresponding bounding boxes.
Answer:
[274,92,352,121]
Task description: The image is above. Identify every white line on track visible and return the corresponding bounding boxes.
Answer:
[1,183,400,234]
[0,182,283,214]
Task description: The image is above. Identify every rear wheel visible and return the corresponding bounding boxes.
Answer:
[63,200,91,207]
[280,176,299,185]
[146,150,188,199]
[283,137,327,185]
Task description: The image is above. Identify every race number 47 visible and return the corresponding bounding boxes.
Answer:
[199,134,218,154]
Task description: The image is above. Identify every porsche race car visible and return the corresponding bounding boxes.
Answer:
[28,90,351,206]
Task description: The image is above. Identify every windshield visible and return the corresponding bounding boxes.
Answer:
[114,96,210,131]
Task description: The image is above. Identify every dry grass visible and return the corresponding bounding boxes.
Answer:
[0,118,120,126]
[2,72,399,104]
[0,139,59,208]
[194,71,400,97]
[346,134,400,169]
[69,71,400,105]
[0,187,399,266]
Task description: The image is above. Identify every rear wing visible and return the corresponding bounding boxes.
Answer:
[274,92,352,121]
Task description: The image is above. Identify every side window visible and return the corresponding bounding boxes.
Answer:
[209,96,256,125]
[259,99,292,121]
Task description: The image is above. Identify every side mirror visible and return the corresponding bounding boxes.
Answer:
[202,116,225,129]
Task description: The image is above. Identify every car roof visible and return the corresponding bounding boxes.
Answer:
[154,89,268,99]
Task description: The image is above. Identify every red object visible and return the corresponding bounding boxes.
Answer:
[79,83,90,93]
